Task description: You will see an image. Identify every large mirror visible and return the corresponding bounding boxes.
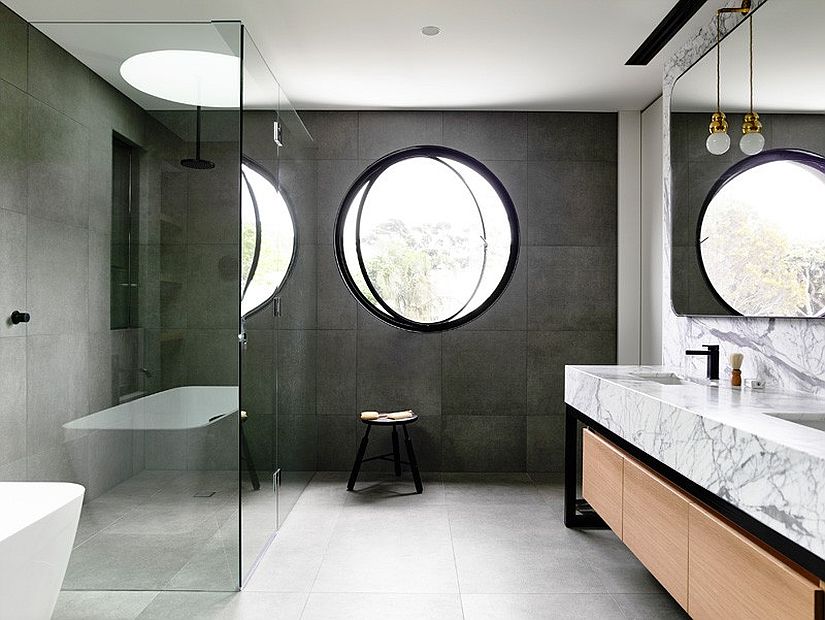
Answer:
[670,0,825,318]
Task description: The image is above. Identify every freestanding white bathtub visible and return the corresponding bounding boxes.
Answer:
[0,482,84,620]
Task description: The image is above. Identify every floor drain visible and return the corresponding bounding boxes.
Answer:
[193,491,217,498]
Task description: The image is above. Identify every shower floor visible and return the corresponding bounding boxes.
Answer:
[62,469,310,591]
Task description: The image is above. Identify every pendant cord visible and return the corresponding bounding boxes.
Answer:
[748,15,754,114]
[716,11,722,113]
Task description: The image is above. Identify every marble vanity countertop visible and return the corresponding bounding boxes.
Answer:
[565,365,825,559]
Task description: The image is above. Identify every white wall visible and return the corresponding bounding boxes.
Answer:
[617,111,642,364]
[641,98,663,365]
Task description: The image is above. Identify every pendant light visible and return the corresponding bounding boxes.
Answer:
[706,10,730,155]
[739,14,765,155]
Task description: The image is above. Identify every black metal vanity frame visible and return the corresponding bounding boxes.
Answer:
[564,404,825,580]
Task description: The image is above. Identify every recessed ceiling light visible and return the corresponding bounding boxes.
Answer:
[120,50,240,108]
[421,25,441,37]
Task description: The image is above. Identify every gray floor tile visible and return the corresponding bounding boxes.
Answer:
[52,591,158,620]
[461,593,625,619]
[301,593,463,620]
[576,529,665,594]
[63,531,211,590]
[312,504,459,594]
[136,591,307,620]
[612,592,689,619]
[443,472,543,505]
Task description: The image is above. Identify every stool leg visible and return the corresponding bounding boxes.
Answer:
[241,424,260,491]
[392,425,402,477]
[403,425,423,494]
[347,425,370,491]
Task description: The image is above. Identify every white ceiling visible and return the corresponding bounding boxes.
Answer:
[6,0,723,111]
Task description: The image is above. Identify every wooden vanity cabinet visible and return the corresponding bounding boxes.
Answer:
[582,429,623,536]
[688,503,823,620]
[580,427,824,619]
[622,456,690,610]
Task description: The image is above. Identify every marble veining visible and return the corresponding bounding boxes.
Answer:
[661,0,825,397]
[566,365,825,558]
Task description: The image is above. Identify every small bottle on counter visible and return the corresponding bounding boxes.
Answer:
[730,352,743,387]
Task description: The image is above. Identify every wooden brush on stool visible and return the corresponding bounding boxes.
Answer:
[730,352,744,387]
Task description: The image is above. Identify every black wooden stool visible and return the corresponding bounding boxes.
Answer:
[347,414,423,494]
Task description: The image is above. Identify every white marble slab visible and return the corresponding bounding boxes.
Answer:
[566,365,825,559]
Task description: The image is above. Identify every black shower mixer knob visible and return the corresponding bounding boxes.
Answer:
[11,310,30,324]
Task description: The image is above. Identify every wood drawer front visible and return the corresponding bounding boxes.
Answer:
[688,504,823,620]
[622,457,689,610]
[582,429,623,536]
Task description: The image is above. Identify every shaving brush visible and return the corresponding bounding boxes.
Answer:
[730,352,744,387]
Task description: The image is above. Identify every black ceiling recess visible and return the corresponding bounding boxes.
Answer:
[626,0,708,65]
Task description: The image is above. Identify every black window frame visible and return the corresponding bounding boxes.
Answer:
[696,147,825,318]
[333,145,520,332]
[240,155,298,319]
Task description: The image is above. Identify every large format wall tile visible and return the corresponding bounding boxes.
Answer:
[442,111,528,161]
[317,244,357,330]
[0,336,26,467]
[442,416,526,472]
[527,112,617,162]
[0,81,27,214]
[26,332,89,456]
[357,326,442,417]
[316,159,365,244]
[27,98,89,228]
[527,160,617,246]
[300,111,359,160]
[527,330,616,416]
[358,111,443,161]
[317,330,356,416]
[26,216,89,336]
[276,329,317,417]
[27,28,89,124]
[0,4,27,90]
[0,208,26,337]
[527,246,617,332]
[442,331,526,417]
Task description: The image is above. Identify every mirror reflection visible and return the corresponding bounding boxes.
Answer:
[670,0,825,317]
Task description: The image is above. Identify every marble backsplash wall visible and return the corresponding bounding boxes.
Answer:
[661,0,825,395]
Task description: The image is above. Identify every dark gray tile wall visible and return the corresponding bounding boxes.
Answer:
[240,110,617,473]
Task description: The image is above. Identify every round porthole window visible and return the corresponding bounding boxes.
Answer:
[334,145,520,331]
[697,148,825,318]
[241,157,297,318]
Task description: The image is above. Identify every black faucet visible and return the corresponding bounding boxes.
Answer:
[685,344,720,381]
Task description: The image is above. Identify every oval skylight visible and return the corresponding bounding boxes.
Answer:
[120,49,240,108]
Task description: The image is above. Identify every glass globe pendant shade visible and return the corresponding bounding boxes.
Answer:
[706,131,731,156]
[740,112,765,155]
[706,111,730,155]
[740,131,765,156]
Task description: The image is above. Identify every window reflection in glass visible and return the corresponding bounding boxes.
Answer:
[241,159,296,318]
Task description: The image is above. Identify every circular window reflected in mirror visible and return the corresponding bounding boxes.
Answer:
[241,157,297,318]
[334,146,520,332]
[697,149,825,318]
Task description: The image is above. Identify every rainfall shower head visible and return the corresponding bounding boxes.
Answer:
[180,157,215,170]
[181,105,215,170]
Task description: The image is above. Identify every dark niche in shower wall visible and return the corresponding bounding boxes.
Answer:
[110,136,141,330]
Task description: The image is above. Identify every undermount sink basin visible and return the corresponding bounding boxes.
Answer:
[630,372,688,386]
[763,411,825,432]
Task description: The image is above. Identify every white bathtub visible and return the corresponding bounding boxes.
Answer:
[63,385,239,431]
[0,482,84,620]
